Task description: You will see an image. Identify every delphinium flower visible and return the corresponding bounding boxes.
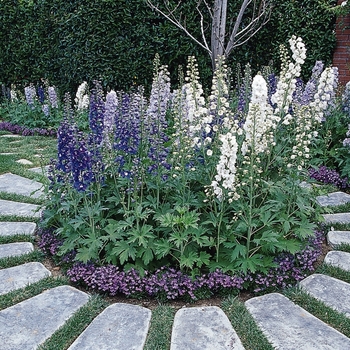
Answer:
[241,74,277,157]
[48,86,59,108]
[207,56,236,140]
[297,61,324,106]
[37,85,45,103]
[89,81,105,146]
[103,90,118,150]
[24,84,37,108]
[235,63,252,123]
[42,104,50,116]
[211,131,239,201]
[74,81,90,110]
[70,132,94,191]
[342,81,350,117]
[145,56,171,175]
[271,36,306,117]
[169,56,207,179]
[56,118,74,174]
[311,67,338,121]
[113,90,143,184]
[10,85,18,101]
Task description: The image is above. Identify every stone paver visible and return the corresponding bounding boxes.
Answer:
[0,221,36,236]
[327,230,350,247]
[324,251,350,271]
[245,293,350,349]
[0,262,51,295]
[29,165,49,176]
[322,213,350,224]
[170,306,245,350]
[0,134,21,138]
[0,242,34,259]
[68,303,152,350]
[316,192,350,207]
[0,286,89,350]
[0,173,44,198]
[16,159,33,165]
[300,274,350,317]
[0,199,42,218]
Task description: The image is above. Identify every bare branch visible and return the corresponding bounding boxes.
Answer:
[146,0,211,54]
[225,0,272,56]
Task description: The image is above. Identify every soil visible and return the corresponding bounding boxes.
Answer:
[39,235,332,311]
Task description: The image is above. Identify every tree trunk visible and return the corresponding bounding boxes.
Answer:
[211,0,228,69]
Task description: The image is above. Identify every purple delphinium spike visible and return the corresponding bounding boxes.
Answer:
[70,133,94,191]
[56,119,74,174]
[37,85,45,103]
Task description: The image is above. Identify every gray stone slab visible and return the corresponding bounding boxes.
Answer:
[300,274,350,317]
[324,251,350,271]
[0,262,51,295]
[68,303,151,350]
[316,192,350,207]
[0,285,89,350]
[29,165,49,176]
[0,199,42,218]
[0,173,44,198]
[322,213,350,224]
[0,221,36,236]
[0,242,34,259]
[0,134,21,138]
[245,292,350,349]
[16,159,33,165]
[327,230,350,247]
[170,306,245,350]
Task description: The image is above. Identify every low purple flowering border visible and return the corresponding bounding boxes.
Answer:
[0,121,56,137]
[37,226,324,301]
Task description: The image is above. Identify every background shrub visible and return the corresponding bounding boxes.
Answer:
[0,0,336,95]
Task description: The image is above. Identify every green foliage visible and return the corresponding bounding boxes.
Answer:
[0,0,336,95]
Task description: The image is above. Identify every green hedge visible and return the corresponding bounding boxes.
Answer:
[0,0,337,95]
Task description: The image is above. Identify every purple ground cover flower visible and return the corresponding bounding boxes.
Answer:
[309,166,349,189]
[0,121,56,136]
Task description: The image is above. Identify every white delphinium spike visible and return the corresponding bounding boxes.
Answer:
[311,67,338,122]
[242,74,276,156]
[271,36,306,114]
[211,131,239,201]
[75,81,89,110]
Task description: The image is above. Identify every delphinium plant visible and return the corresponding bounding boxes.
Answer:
[0,81,63,131]
[39,36,336,300]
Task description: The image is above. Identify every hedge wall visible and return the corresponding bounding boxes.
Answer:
[0,0,337,96]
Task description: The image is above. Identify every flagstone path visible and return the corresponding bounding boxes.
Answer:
[2,163,350,348]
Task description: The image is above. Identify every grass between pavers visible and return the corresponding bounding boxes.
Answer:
[221,296,274,350]
[37,295,110,350]
[0,276,69,311]
[0,190,45,205]
[283,286,350,338]
[144,305,176,350]
[0,214,40,223]
[0,233,35,245]
[0,134,56,180]
[0,250,45,269]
